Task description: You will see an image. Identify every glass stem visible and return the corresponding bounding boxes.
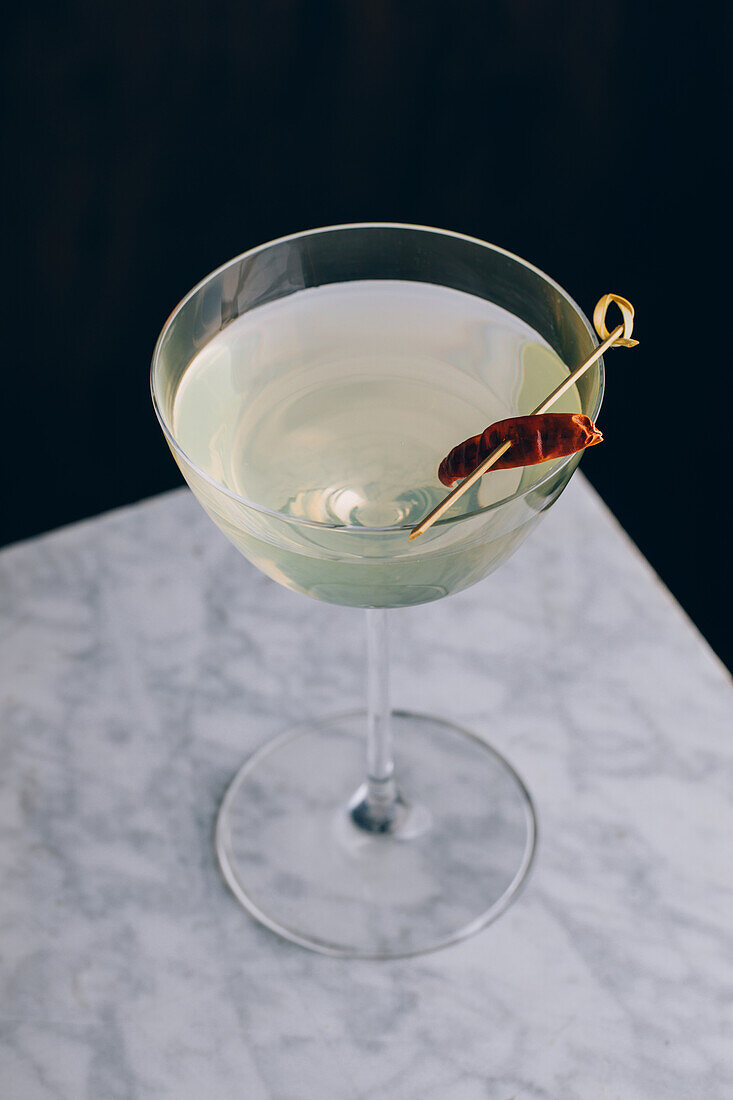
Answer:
[366,607,395,798]
[350,608,404,833]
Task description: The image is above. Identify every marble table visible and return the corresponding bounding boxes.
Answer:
[1,476,731,1099]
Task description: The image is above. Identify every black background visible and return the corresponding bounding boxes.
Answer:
[5,2,728,666]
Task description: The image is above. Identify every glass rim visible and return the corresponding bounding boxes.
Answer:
[150,222,605,534]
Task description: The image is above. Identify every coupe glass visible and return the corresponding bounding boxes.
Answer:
[151,224,603,958]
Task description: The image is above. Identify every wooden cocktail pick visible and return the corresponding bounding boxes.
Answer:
[408,293,638,541]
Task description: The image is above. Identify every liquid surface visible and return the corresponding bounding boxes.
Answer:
[173,280,579,528]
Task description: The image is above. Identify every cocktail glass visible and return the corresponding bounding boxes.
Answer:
[151,224,603,958]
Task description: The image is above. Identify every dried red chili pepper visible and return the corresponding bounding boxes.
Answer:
[438,412,603,487]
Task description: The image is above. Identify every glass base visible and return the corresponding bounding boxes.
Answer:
[216,710,536,959]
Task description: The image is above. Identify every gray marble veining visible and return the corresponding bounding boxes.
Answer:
[1,476,731,1099]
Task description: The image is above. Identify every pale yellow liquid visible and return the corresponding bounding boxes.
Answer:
[172,281,584,607]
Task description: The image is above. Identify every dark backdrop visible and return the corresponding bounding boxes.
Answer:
[5,2,728,666]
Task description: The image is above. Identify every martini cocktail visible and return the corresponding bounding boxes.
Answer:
[151,224,604,957]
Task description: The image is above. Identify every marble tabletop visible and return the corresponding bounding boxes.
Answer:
[1,475,731,1100]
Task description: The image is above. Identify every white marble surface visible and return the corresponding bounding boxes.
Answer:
[1,476,731,1099]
